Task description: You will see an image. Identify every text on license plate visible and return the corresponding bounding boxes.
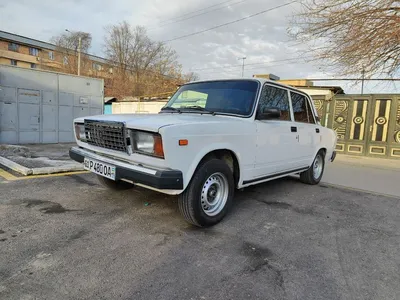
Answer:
[84,158,116,180]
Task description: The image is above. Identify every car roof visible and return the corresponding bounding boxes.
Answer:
[185,77,309,96]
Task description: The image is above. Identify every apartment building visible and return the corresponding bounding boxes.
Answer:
[0,30,113,78]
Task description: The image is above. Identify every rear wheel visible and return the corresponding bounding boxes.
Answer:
[178,158,234,227]
[97,175,134,190]
[300,150,325,185]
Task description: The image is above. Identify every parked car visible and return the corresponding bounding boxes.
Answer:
[70,78,337,227]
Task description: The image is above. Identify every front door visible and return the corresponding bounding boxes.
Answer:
[253,84,299,179]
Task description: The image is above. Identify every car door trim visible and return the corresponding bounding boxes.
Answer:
[243,167,309,185]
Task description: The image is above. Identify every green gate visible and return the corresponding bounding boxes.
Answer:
[312,94,400,159]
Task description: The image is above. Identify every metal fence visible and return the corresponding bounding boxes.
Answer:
[312,94,400,159]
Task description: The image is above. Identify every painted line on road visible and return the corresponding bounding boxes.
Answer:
[321,182,400,200]
[0,169,89,181]
[0,169,19,180]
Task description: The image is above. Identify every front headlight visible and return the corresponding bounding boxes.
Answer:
[132,131,164,158]
[74,123,86,141]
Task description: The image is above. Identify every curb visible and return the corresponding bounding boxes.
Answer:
[0,156,32,175]
[32,164,84,175]
[0,156,84,176]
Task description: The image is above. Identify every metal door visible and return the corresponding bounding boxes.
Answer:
[0,87,18,144]
[391,99,400,158]
[328,94,400,159]
[58,92,74,142]
[18,89,40,144]
[330,96,370,156]
[366,97,398,158]
[311,96,329,126]
[41,91,58,143]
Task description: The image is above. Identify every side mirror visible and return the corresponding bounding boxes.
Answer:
[258,107,281,120]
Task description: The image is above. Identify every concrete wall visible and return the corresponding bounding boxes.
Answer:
[112,101,167,114]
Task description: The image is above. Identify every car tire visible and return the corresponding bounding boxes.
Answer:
[300,150,325,185]
[178,158,234,227]
[97,175,134,190]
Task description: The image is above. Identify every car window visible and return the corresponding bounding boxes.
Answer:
[257,85,291,121]
[290,92,315,124]
[173,90,208,108]
[166,80,259,116]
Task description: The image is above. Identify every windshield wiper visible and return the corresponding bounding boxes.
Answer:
[161,106,181,113]
[181,106,215,115]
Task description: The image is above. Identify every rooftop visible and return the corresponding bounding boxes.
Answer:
[0,30,108,64]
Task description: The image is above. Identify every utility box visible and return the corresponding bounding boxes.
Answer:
[0,65,104,144]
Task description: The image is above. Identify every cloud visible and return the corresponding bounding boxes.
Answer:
[0,0,396,93]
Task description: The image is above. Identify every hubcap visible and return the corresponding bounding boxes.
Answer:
[313,154,323,179]
[201,172,229,216]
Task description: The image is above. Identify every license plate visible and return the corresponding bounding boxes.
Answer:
[83,158,116,180]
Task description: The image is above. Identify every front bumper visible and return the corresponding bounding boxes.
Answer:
[69,147,183,190]
[330,151,336,162]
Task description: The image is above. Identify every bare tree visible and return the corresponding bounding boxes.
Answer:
[51,31,92,75]
[103,22,182,95]
[184,72,200,82]
[103,22,132,75]
[289,0,400,77]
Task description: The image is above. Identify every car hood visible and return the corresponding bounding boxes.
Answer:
[76,113,246,132]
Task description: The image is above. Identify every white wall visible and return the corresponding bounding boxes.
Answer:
[297,88,333,98]
[112,101,167,114]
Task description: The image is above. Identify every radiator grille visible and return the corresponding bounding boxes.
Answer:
[84,120,127,152]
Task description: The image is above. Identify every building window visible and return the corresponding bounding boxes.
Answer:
[8,43,19,52]
[92,62,102,71]
[48,51,54,60]
[63,56,68,65]
[29,47,39,56]
[10,59,17,66]
[109,67,113,74]
[31,63,37,69]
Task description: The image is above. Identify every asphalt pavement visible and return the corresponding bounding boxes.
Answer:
[322,155,400,198]
[0,169,399,300]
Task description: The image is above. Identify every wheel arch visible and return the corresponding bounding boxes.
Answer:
[184,148,241,191]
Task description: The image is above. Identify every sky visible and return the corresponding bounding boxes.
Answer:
[0,0,398,93]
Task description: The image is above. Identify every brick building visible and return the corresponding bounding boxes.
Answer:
[0,30,112,79]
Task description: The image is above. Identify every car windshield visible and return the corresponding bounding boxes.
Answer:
[163,80,259,116]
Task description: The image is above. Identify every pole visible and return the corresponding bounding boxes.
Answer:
[77,36,81,76]
[238,57,246,77]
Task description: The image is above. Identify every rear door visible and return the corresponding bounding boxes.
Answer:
[290,91,320,167]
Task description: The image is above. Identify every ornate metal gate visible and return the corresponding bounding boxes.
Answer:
[312,95,400,159]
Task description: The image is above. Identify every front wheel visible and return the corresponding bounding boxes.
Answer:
[178,159,234,227]
[300,150,325,185]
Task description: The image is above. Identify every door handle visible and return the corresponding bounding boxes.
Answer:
[316,128,320,133]
[291,126,297,132]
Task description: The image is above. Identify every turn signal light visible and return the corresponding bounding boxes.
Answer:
[154,135,164,158]
[179,139,188,146]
